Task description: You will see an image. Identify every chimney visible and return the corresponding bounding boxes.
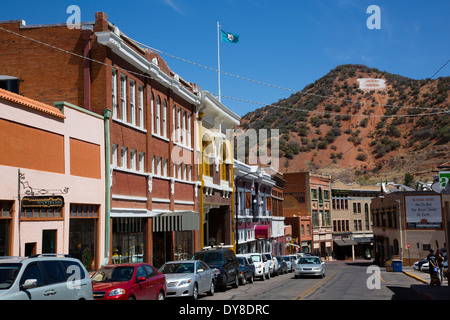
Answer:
[94,12,108,32]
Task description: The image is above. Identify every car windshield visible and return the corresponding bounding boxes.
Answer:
[192,252,224,264]
[237,257,245,266]
[250,255,261,262]
[282,256,290,261]
[299,257,321,265]
[160,262,194,274]
[0,264,21,290]
[92,266,135,283]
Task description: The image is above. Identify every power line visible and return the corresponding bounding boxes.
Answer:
[215,93,448,118]
[429,60,450,80]
[0,25,448,118]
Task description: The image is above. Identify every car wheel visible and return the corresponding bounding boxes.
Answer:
[221,275,228,291]
[249,273,254,283]
[157,290,165,300]
[232,274,239,288]
[266,270,271,279]
[192,283,198,300]
[207,280,215,296]
[128,295,136,300]
[241,274,246,285]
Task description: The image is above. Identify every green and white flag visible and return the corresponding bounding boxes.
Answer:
[221,30,239,43]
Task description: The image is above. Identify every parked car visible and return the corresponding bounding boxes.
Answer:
[282,255,297,272]
[412,261,420,271]
[91,263,166,300]
[0,254,92,300]
[159,260,215,300]
[275,256,288,274]
[416,259,428,271]
[420,261,429,272]
[241,253,270,280]
[263,253,278,277]
[191,248,239,291]
[236,255,255,285]
[294,256,325,278]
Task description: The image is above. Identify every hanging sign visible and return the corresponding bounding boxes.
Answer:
[22,196,65,209]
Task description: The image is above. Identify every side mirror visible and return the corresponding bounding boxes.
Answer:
[197,268,204,273]
[137,276,146,282]
[21,279,38,290]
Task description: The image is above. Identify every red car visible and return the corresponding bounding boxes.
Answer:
[91,263,166,300]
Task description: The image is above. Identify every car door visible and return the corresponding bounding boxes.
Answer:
[39,260,71,300]
[198,261,209,292]
[135,265,151,300]
[18,262,49,300]
[144,264,162,300]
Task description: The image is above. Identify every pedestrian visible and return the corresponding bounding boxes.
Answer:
[427,249,438,276]
[436,249,444,283]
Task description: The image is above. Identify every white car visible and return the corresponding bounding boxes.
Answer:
[282,255,297,272]
[0,254,93,300]
[263,253,278,277]
[241,253,270,280]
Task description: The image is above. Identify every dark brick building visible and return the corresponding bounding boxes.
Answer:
[0,12,201,267]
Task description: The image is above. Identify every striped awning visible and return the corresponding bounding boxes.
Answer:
[152,211,199,232]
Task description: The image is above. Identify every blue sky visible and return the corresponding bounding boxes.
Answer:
[1,0,449,117]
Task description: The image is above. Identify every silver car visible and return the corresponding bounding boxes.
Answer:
[0,254,93,300]
[159,260,215,300]
[294,256,325,278]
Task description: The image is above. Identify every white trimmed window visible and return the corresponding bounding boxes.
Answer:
[112,144,118,167]
[130,80,136,125]
[120,147,127,169]
[138,85,144,129]
[139,152,145,172]
[130,149,136,171]
[120,74,127,122]
[112,70,118,118]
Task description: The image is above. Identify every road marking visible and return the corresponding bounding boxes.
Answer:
[292,270,340,300]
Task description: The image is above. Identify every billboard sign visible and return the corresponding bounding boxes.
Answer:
[404,194,442,229]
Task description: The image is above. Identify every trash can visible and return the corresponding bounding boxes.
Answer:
[392,260,402,272]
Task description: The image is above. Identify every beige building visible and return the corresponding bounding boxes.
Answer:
[372,190,445,266]
[331,181,380,260]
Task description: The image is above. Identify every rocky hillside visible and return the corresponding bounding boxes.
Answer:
[239,64,450,184]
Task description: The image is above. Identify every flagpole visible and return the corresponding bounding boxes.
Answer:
[217,21,221,102]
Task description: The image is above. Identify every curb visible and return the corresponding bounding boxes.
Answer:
[402,271,428,284]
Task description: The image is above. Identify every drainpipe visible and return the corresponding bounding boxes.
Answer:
[82,32,92,111]
[103,109,112,266]
[197,112,205,250]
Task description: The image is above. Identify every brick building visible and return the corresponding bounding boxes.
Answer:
[0,12,201,267]
[283,172,333,257]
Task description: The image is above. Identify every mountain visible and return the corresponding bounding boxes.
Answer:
[239,64,450,184]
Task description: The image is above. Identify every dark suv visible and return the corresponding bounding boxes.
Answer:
[191,248,239,291]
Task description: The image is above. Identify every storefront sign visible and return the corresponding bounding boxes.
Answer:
[404,194,442,229]
[22,196,65,209]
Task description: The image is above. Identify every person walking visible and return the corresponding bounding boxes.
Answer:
[436,249,444,283]
[427,249,438,276]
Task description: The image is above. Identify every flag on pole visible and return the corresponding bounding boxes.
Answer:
[221,30,240,43]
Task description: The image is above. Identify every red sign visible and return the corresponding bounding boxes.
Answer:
[407,243,410,249]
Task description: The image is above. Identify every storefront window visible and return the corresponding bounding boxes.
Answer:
[0,201,13,256]
[112,218,146,264]
[69,204,99,272]
[174,231,193,261]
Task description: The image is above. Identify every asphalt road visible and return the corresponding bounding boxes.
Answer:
[199,260,425,300]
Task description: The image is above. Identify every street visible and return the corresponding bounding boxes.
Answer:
[200,261,425,300]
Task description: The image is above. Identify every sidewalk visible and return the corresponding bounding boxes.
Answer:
[402,266,450,300]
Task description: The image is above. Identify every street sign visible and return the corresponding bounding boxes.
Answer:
[407,243,410,249]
